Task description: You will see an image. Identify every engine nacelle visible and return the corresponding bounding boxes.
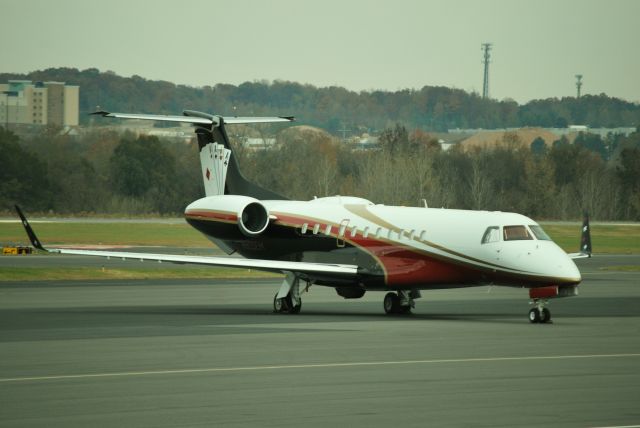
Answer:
[185,195,270,237]
[238,200,270,237]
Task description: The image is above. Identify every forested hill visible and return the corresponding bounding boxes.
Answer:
[2,67,639,133]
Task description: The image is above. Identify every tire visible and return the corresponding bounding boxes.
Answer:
[541,308,551,323]
[529,308,541,323]
[273,293,285,313]
[384,292,400,314]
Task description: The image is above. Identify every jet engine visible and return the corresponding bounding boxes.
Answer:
[238,200,270,237]
[185,195,271,237]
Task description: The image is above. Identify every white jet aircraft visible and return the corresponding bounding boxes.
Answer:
[16,109,592,323]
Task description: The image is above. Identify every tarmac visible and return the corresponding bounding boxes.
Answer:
[0,255,639,427]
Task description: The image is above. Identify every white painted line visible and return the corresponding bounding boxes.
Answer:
[1,353,639,384]
[589,425,640,428]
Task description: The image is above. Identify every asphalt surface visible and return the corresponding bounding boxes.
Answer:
[0,255,639,427]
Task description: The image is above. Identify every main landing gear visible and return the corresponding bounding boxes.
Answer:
[383,290,421,315]
[529,299,552,324]
[273,272,306,314]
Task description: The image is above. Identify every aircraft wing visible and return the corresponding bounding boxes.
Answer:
[91,110,294,126]
[14,206,357,277]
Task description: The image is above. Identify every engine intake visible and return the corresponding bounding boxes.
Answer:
[238,201,269,237]
[185,195,271,237]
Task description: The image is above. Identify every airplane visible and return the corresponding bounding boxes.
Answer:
[15,109,592,323]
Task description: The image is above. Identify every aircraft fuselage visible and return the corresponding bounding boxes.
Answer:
[185,195,582,292]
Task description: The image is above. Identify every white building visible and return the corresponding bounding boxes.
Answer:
[0,80,79,127]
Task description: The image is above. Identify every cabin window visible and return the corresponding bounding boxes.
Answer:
[503,225,533,241]
[301,223,308,234]
[419,230,426,241]
[338,224,347,237]
[324,225,332,235]
[363,227,370,238]
[407,229,415,240]
[375,227,382,239]
[481,226,500,244]
[529,225,552,241]
[312,224,320,234]
[387,229,393,239]
[350,226,358,238]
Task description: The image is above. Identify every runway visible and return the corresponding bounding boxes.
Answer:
[1,256,639,427]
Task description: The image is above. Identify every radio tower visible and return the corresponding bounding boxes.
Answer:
[575,74,583,98]
[481,43,492,99]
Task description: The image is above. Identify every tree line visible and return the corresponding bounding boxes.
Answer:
[2,68,639,133]
[2,124,639,220]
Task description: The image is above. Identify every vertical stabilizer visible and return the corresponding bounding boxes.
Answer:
[91,109,292,200]
[194,119,288,200]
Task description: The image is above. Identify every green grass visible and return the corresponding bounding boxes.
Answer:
[0,267,279,282]
[598,265,640,272]
[2,221,637,253]
[0,221,210,247]
[542,224,640,254]
[1,220,638,282]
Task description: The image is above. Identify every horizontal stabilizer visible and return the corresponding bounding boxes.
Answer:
[91,110,213,125]
[223,116,294,124]
[91,110,294,126]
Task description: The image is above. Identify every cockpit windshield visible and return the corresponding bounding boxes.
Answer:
[529,225,552,240]
[503,225,533,241]
[481,226,500,244]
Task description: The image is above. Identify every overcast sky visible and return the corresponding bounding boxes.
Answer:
[2,0,638,104]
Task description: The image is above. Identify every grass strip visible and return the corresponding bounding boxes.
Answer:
[0,267,279,282]
[598,265,640,272]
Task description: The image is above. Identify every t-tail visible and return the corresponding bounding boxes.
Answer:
[92,110,293,200]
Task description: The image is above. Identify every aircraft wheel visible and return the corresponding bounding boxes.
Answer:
[273,293,286,313]
[528,308,541,323]
[384,292,400,314]
[541,308,551,323]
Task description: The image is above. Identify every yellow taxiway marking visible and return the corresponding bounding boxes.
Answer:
[2,353,639,383]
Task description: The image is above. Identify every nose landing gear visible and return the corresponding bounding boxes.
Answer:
[529,299,551,323]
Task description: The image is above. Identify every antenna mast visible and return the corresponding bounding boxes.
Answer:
[481,43,492,99]
[575,74,583,98]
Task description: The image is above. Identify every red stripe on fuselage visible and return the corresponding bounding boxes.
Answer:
[273,213,478,287]
[185,209,237,223]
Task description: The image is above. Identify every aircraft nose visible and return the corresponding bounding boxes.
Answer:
[549,248,582,285]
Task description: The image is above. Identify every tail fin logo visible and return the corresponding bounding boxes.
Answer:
[200,143,231,196]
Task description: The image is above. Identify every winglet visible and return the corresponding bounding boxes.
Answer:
[14,205,47,251]
[579,212,592,257]
[90,110,111,116]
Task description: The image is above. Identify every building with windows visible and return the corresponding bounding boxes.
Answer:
[0,80,79,127]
